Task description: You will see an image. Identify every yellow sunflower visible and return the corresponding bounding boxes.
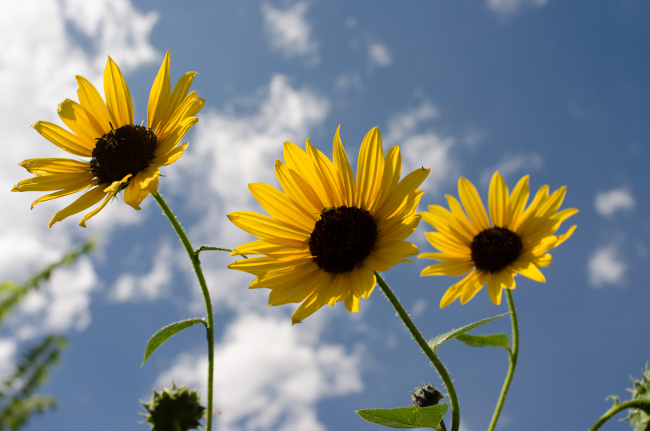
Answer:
[228,126,430,324]
[419,172,577,308]
[12,51,204,227]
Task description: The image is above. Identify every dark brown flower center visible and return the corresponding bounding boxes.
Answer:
[90,124,157,185]
[309,206,378,274]
[470,227,523,273]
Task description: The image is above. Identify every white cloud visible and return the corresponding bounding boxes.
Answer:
[411,299,427,318]
[488,0,549,18]
[368,43,393,67]
[383,101,457,195]
[108,243,174,302]
[588,244,627,288]
[480,153,544,187]
[157,314,363,431]
[334,73,363,95]
[15,256,98,338]
[595,188,636,218]
[0,339,17,379]
[261,1,319,65]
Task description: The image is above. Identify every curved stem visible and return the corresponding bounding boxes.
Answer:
[487,289,519,431]
[154,193,215,431]
[374,272,460,431]
[589,399,650,431]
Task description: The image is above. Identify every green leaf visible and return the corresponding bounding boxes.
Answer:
[455,333,510,351]
[428,312,510,353]
[356,404,448,429]
[142,319,207,366]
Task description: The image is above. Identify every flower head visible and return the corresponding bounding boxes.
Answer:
[12,51,204,227]
[228,126,430,324]
[419,172,577,307]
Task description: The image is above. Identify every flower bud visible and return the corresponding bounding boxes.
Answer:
[141,383,205,431]
[411,383,444,408]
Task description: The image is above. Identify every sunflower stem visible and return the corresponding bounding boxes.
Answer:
[374,272,460,431]
[153,193,215,431]
[487,289,519,431]
[195,246,248,264]
[588,399,650,431]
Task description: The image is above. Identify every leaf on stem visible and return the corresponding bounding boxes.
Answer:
[455,333,510,351]
[356,404,449,429]
[142,318,207,366]
[428,313,510,353]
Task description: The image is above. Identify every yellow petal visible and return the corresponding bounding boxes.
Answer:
[375,167,429,222]
[275,161,322,216]
[511,260,546,282]
[79,192,114,227]
[291,286,328,325]
[159,71,199,128]
[445,195,481,240]
[487,271,503,305]
[356,127,384,210]
[283,141,332,208]
[48,186,107,227]
[31,121,93,157]
[156,116,198,156]
[439,271,476,308]
[488,172,508,228]
[58,99,104,145]
[229,256,312,275]
[458,177,490,231]
[353,265,376,299]
[147,51,171,132]
[156,93,204,141]
[227,211,310,242]
[152,143,188,167]
[364,240,419,271]
[232,240,310,261]
[420,261,475,277]
[373,146,402,211]
[76,75,112,133]
[249,183,316,232]
[29,184,93,209]
[268,269,327,305]
[377,213,421,242]
[423,231,471,257]
[460,271,489,305]
[507,175,529,229]
[332,125,356,206]
[19,158,90,175]
[13,173,96,192]
[103,56,133,128]
[124,173,149,210]
[307,142,344,207]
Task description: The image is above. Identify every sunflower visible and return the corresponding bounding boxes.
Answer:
[228,126,430,324]
[419,172,577,308]
[12,51,204,227]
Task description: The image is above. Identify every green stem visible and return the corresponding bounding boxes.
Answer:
[374,272,460,431]
[589,399,650,431]
[195,246,247,263]
[153,193,215,431]
[487,289,519,431]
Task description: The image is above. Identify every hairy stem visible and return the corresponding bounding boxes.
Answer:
[375,272,460,431]
[589,400,650,431]
[154,193,215,431]
[487,289,519,431]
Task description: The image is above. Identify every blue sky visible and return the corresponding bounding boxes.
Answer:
[1,0,649,430]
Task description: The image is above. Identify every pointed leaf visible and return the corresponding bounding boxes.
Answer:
[428,313,510,352]
[455,333,510,351]
[142,318,206,366]
[356,404,448,429]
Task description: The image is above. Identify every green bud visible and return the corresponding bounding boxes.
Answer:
[140,383,205,431]
[624,363,650,431]
[411,383,444,408]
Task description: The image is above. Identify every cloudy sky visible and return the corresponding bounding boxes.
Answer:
[1,0,648,430]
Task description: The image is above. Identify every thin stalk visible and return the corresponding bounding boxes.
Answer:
[487,289,519,431]
[374,272,460,431]
[589,399,650,431]
[153,193,215,431]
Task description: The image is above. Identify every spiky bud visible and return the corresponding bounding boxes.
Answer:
[411,383,444,408]
[624,364,650,431]
[140,383,205,431]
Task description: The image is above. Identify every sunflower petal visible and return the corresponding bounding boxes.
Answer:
[227,211,309,242]
[19,158,90,175]
[333,126,356,206]
[103,56,133,127]
[79,192,114,227]
[249,183,316,232]
[458,177,490,231]
[421,261,475,276]
[488,172,509,228]
[147,51,171,132]
[31,121,93,157]
[439,271,475,308]
[48,186,107,227]
[76,75,112,133]
[356,127,384,210]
